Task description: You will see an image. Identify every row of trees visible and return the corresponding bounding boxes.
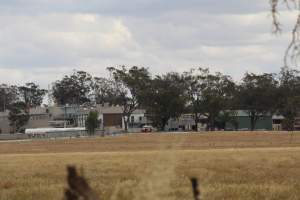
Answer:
[2,66,300,132]
[50,66,300,131]
[0,83,47,132]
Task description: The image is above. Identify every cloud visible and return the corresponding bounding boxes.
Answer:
[0,0,269,16]
[0,13,137,68]
[0,0,297,88]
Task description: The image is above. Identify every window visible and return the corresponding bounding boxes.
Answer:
[139,116,142,121]
[131,116,134,123]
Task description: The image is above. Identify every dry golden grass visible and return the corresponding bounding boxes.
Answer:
[1,132,300,200]
[1,131,300,154]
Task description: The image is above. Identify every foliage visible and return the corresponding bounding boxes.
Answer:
[145,72,187,130]
[4,65,300,132]
[1,83,45,133]
[92,77,119,106]
[277,67,300,130]
[182,68,207,130]
[215,111,239,130]
[237,73,278,131]
[0,84,18,112]
[52,71,93,105]
[8,101,30,133]
[200,71,236,130]
[18,82,47,108]
[107,66,151,132]
[183,68,236,131]
[85,111,99,135]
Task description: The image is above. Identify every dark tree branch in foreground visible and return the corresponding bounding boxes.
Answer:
[271,0,300,66]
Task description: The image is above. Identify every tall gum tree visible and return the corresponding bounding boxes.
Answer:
[107,66,151,132]
[277,66,300,130]
[52,71,93,106]
[237,73,278,131]
[145,72,187,131]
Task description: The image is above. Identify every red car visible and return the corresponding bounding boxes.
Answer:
[141,125,153,133]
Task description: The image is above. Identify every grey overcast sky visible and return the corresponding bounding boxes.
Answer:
[0,0,297,88]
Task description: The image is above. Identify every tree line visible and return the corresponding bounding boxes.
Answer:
[1,66,300,132]
[0,83,47,132]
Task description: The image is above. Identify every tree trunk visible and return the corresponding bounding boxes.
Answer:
[124,116,128,132]
[210,119,215,131]
[208,115,215,131]
[250,112,256,131]
[123,114,132,133]
[161,118,168,131]
[194,112,199,131]
[127,116,131,132]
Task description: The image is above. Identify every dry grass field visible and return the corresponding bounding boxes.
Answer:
[1,132,300,200]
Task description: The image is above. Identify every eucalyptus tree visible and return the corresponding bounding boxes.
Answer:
[237,73,279,131]
[92,77,120,106]
[52,71,93,105]
[197,70,236,131]
[146,72,187,131]
[85,111,99,135]
[8,101,30,133]
[0,84,18,112]
[277,67,300,130]
[107,66,151,132]
[18,82,47,109]
[182,68,208,130]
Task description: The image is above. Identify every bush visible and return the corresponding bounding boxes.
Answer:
[85,111,99,135]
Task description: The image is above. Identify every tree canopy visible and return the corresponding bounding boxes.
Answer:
[85,111,99,135]
[52,71,93,105]
[2,65,300,132]
[8,101,30,133]
[0,84,18,112]
[237,73,278,131]
[145,72,187,130]
[18,82,47,109]
[107,66,151,132]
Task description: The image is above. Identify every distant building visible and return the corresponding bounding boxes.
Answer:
[165,114,207,131]
[0,107,51,133]
[0,104,149,134]
[272,115,284,131]
[97,106,149,131]
[1,106,290,134]
[50,104,149,131]
[225,110,283,131]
